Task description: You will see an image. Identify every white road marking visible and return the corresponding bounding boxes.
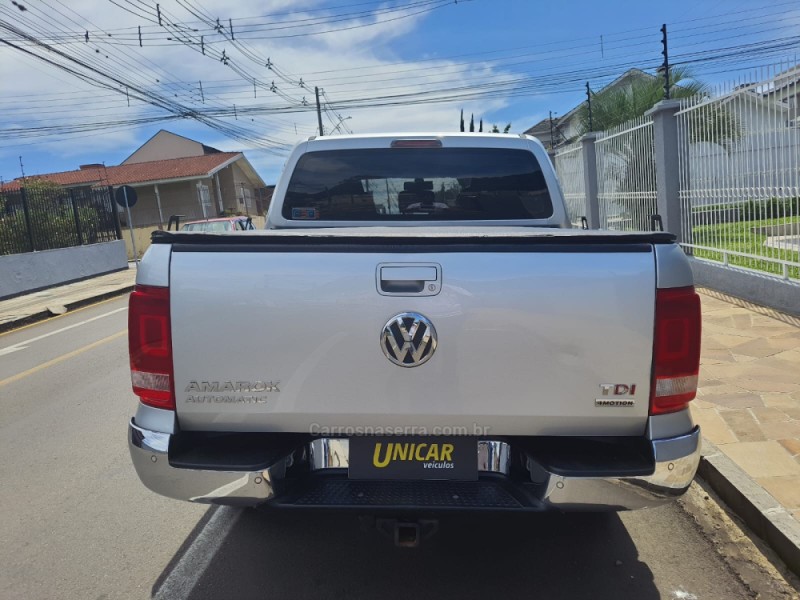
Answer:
[0,307,128,356]
[153,506,242,600]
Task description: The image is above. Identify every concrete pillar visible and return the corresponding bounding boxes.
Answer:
[646,99,683,242]
[581,132,601,229]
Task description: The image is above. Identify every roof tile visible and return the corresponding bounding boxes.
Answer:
[1,152,240,192]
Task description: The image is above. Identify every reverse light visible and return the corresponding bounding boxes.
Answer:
[650,286,702,415]
[129,284,175,410]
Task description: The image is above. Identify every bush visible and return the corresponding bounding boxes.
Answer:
[692,197,799,223]
[740,197,799,220]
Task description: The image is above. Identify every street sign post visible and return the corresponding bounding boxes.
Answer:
[115,185,139,265]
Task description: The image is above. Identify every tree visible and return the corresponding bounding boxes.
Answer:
[490,123,512,133]
[577,67,705,134]
[469,114,474,132]
[479,119,483,132]
[459,109,464,132]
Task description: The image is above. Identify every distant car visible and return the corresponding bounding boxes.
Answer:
[179,216,254,232]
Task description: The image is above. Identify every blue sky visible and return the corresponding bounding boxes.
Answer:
[1,0,798,184]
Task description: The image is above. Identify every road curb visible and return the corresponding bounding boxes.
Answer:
[698,439,800,577]
[0,285,134,334]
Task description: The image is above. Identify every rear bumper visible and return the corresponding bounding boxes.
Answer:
[128,420,700,511]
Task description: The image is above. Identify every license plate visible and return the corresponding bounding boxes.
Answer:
[348,436,478,480]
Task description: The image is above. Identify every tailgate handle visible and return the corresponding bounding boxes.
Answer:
[378,264,441,296]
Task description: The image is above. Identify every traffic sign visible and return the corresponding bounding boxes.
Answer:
[115,185,138,208]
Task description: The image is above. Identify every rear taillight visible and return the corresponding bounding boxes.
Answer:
[650,286,702,415]
[129,284,174,410]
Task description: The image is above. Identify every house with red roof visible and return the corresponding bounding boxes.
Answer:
[1,130,268,227]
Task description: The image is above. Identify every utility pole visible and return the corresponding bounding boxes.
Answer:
[549,111,555,150]
[661,24,670,100]
[586,82,593,131]
[315,86,324,136]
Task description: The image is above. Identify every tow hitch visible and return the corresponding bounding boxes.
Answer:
[368,518,440,547]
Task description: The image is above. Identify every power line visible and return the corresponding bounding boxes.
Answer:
[2,0,308,147]
[2,0,798,150]
[0,17,291,150]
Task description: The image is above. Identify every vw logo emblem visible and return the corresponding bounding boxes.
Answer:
[381,313,437,367]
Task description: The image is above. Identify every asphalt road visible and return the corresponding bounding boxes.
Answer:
[0,296,796,600]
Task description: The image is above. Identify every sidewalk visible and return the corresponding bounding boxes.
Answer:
[0,266,136,332]
[693,288,800,524]
[0,274,798,522]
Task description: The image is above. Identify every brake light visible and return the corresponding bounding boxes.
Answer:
[390,139,442,148]
[650,286,701,415]
[129,284,175,410]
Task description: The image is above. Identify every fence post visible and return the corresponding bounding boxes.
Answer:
[647,100,683,241]
[580,133,600,229]
[68,188,83,246]
[20,187,35,252]
[109,186,123,240]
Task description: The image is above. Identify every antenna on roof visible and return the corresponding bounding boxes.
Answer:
[19,156,26,183]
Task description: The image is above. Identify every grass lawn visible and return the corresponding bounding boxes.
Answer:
[690,216,800,280]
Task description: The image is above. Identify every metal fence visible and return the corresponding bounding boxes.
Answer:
[553,141,585,227]
[595,114,658,231]
[677,61,800,281]
[0,184,121,256]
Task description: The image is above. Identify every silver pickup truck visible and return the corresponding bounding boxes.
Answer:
[128,133,702,515]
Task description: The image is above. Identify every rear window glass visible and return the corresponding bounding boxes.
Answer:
[282,147,553,221]
[181,221,233,232]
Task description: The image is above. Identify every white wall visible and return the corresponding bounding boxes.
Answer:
[0,240,128,300]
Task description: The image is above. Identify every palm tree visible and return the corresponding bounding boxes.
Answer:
[577,67,705,134]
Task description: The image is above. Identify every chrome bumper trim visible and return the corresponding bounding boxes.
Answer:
[309,438,512,475]
[128,420,700,510]
[541,427,701,510]
[128,419,289,506]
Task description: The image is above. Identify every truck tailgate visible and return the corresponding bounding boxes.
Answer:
[170,243,656,436]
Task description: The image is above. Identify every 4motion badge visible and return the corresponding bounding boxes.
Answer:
[596,383,637,408]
